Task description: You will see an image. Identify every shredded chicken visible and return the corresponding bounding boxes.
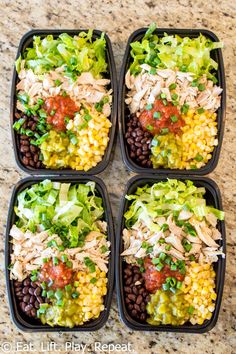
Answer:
[9,225,110,281]
[125,65,222,114]
[17,67,112,117]
[121,213,223,264]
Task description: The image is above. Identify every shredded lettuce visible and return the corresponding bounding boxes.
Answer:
[15,180,104,248]
[129,23,223,81]
[16,31,107,78]
[124,179,224,228]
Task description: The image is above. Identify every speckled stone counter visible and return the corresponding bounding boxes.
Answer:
[0,1,235,353]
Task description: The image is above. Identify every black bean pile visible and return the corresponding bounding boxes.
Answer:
[125,114,153,168]
[15,111,44,169]
[14,277,49,318]
[123,263,150,322]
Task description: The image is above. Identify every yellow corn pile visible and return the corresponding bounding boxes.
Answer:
[40,108,111,171]
[176,109,218,169]
[182,262,217,325]
[75,267,108,321]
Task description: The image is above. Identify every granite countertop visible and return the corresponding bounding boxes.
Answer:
[0,0,235,353]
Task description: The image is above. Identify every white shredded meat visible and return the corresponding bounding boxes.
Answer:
[125,64,222,114]
[9,225,110,281]
[17,64,112,117]
[121,212,223,264]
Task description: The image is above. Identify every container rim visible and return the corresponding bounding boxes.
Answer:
[118,27,226,175]
[11,28,117,175]
[116,174,226,333]
[5,175,115,332]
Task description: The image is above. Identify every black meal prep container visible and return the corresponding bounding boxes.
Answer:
[5,175,115,332]
[11,29,118,175]
[116,175,226,333]
[118,28,226,175]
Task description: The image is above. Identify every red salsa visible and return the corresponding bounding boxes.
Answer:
[43,95,78,132]
[139,99,185,135]
[39,259,73,290]
[143,257,184,293]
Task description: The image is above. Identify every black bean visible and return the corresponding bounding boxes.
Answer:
[23,295,30,303]
[23,279,30,286]
[15,112,21,119]
[25,304,33,312]
[131,131,137,138]
[124,286,132,294]
[131,309,138,317]
[134,304,140,312]
[138,155,145,160]
[136,136,143,142]
[141,159,148,166]
[25,152,31,157]
[26,310,32,317]
[34,287,41,296]
[19,302,26,312]
[22,157,29,166]
[36,296,43,304]
[31,282,37,289]
[29,159,35,167]
[132,286,138,295]
[140,302,146,312]
[124,268,132,276]
[30,296,36,304]
[20,145,29,153]
[134,142,142,148]
[45,298,51,304]
[127,294,136,302]
[125,277,132,286]
[128,303,134,311]
[22,287,29,295]
[127,138,134,145]
[140,313,147,321]
[30,145,37,153]
[29,288,35,295]
[31,308,37,317]
[136,295,143,305]
[133,274,140,283]
[34,300,40,309]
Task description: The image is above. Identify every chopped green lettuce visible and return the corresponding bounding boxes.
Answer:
[16,31,107,78]
[124,179,224,228]
[129,23,223,81]
[15,180,104,248]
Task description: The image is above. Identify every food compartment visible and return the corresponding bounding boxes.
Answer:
[5,176,114,331]
[11,29,117,174]
[119,25,226,174]
[116,175,226,332]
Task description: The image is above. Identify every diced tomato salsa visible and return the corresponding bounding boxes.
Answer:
[43,95,78,132]
[39,260,73,289]
[139,99,185,135]
[143,257,184,293]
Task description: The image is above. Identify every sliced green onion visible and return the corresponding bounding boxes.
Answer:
[170,115,178,123]
[149,68,157,75]
[42,258,48,264]
[171,93,178,100]
[65,284,72,292]
[56,299,64,307]
[189,255,195,261]
[159,252,166,261]
[50,110,56,116]
[153,111,161,119]
[47,290,54,298]
[176,281,182,289]
[146,125,154,131]
[191,80,198,87]
[165,244,172,251]
[162,283,170,291]
[160,93,167,99]
[169,83,177,90]
[54,79,61,86]
[158,238,165,244]
[30,274,37,282]
[161,223,169,232]
[13,118,26,131]
[66,260,73,268]
[53,256,59,266]
[90,277,97,284]
[71,291,79,299]
[42,290,47,297]
[197,107,205,114]
[170,264,177,271]
[156,263,164,271]
[140,266,145,273]
[198,83,205,91]
[55,289,63,300]
[160,127,169,135]
[152,258,160,265]
[188,305,195,314]
[61,254,68,263]
[181,104,189,114]
[145,104,153,110]
[84,114,92,122]
[194,153,203,162]
[100,245,108,254]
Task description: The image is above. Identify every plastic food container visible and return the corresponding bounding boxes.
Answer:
[116,175,226,333]
[11,29,117,175]
[5,175,115,332]
[118,28,226,175]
